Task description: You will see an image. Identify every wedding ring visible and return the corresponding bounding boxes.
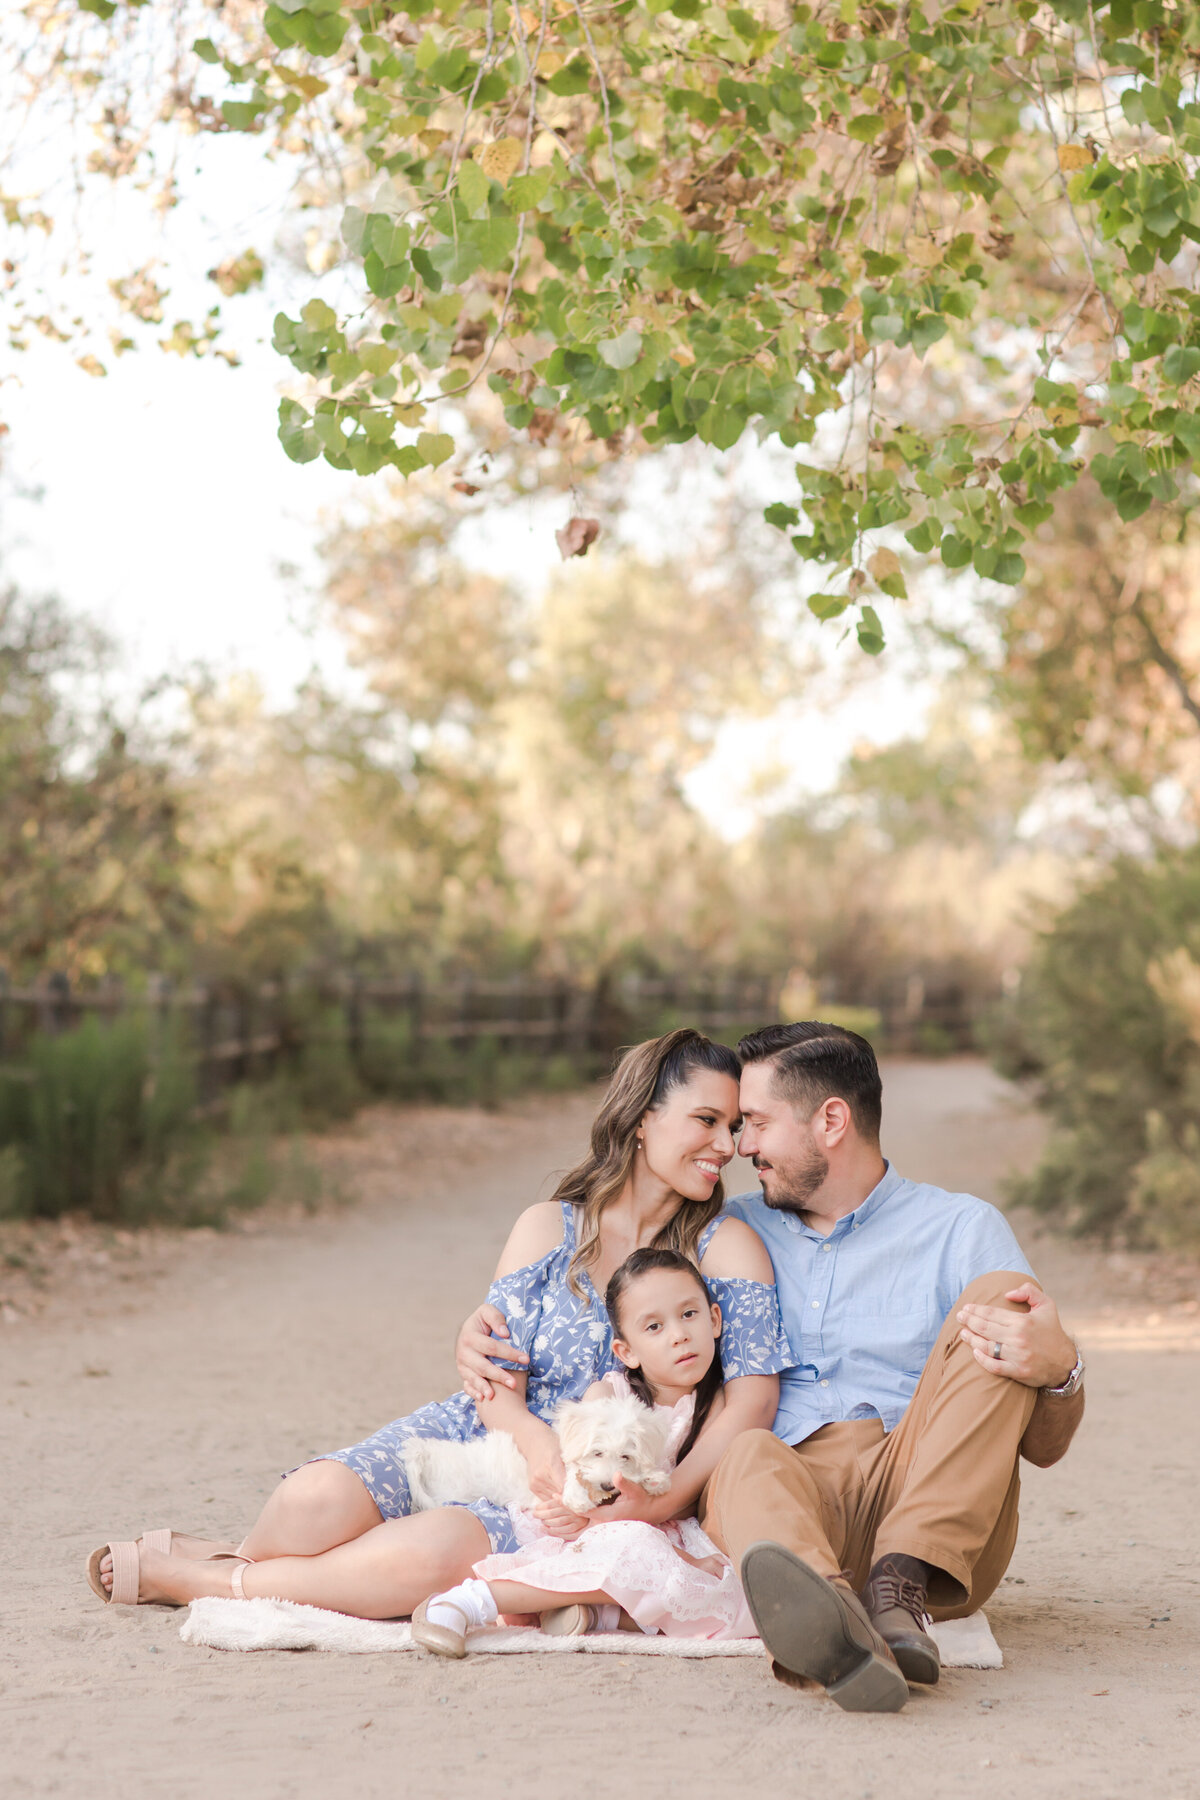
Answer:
[991,1341,1002,1360]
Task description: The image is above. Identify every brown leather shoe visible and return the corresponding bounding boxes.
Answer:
[740,1543,909,1712]
[862,1560,941,1685]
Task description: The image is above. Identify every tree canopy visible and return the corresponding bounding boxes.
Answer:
[7,0,1200,652]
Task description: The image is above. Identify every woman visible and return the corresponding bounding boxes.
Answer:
[89,1028,791,1617]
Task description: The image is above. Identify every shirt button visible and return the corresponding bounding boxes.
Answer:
[811,1300,820,1308]
[820,1380,829,1388]
[822,1242,832,1253]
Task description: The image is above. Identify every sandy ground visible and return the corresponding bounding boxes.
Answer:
[3,1058,1199,1799]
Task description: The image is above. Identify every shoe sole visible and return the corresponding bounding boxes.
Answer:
[889,1635,941,1685]
[741,1543,909,1713]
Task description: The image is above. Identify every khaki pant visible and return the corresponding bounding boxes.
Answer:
[700,1270,1038,1619]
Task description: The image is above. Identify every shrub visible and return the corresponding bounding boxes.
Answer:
[0,1014,200,1221]
[992,844,1200,1248]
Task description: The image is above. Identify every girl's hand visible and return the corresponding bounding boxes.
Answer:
[585,1480,667,1527]
[532,1497,588,1541]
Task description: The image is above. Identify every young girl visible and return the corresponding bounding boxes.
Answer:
[412,1248,758,1653]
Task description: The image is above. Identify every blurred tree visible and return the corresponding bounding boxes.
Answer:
[0,588,194,977]
[990,488,1200,809]
[994,843,1200,1250]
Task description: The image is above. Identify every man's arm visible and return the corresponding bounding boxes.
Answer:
[957,1281,1085,1467]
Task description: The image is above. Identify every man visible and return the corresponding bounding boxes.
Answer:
[703,1022,1084,1712]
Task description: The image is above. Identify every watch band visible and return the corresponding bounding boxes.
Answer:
[1043,1345,1084,1397]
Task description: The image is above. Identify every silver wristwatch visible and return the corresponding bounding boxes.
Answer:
[1043,1345,1085,1397]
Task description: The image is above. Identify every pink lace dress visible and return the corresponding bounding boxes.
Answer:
[471,1372,758,1641]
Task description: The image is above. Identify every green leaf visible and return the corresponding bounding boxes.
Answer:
[192,37,220,63]
[991,552,1026,585]
[364,251,410,298]
[506,166,553,212]
[277,399,321,464]
[457,157,491,216]
[392,445,426,477]
[940,534,973,570]
[856,605,886,655]
[1163,346,1200,384]
[416,430,455,467]
[807,592,848,620]
[905,519,940,553]
[764,502,801,530]
[598,328,643,370]
[369,216,411,267]
[846,114,884,143]
[341,206,368,255]
[547,59,592,96]
[301,298,337,331]
[358,341,395,376]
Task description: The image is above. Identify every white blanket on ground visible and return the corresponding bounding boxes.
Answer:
[181,1598,1002,1667]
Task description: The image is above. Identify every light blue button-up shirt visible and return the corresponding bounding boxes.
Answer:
[724,1164,1035,1446]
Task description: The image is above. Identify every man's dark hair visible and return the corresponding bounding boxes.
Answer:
[736,1021,882,1142]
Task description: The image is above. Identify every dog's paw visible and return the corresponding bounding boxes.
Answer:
[640,1472,672,1497]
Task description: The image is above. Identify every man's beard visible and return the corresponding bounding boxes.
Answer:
[756,1142,829,1215]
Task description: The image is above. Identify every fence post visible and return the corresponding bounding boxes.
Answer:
[345,976,365,1077]
[43,971,71,1036]
[198,984,219,1107]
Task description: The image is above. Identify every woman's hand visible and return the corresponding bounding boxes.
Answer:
[525,1444,568,1507]
[455,1303,528,1402]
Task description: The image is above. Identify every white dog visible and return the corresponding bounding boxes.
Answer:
[402,1393,674,1517]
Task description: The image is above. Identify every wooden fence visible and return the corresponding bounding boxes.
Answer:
[0,969,788,1104]
[0,966,992,1087]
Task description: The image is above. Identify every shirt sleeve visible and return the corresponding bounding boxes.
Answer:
[706,1275,796,1380]
[484,1257,552,1374]
[951,1201,1036,1292]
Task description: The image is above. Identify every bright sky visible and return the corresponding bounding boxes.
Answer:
[0,106,950,840]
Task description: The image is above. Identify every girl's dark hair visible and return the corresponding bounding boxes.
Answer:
[604,1247,724,1464]
[551,1028,742,1299]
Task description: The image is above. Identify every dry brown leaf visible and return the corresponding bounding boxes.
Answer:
[1058,143,1094,171]
[867,548,901,583]
[536,50,564,76]
[452,480,481,495]
[670,342,696,366]
[477,137,524,183]
[555,516,600,560]
[928,111,952,141]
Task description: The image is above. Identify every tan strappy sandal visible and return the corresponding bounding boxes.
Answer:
[85,1529,250,1607]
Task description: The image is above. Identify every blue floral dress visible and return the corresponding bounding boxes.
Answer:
[317,1202,794,1553]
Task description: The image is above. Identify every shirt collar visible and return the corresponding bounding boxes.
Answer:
[785,1159,904,1239]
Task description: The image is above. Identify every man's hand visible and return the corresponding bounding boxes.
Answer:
[455,1303,528,1403]
[957,1283,1077,1389]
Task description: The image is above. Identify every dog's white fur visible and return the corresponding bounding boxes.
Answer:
[402,1393,674,1517]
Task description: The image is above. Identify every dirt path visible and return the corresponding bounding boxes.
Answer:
[3,1060,1198,1799]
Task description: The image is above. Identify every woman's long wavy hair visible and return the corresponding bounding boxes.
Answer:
[552,1027,741,1300]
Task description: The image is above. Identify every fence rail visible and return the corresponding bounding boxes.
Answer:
[0,966,992,1107]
